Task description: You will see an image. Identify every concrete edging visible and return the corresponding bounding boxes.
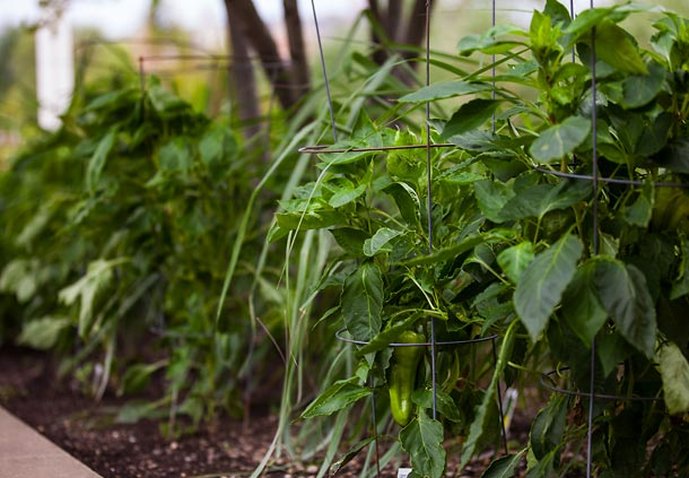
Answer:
[0,406,102,478]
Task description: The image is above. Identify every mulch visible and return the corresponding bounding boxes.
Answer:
[0,345,535,477]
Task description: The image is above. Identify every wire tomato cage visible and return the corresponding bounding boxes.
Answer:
[301,0,689,476]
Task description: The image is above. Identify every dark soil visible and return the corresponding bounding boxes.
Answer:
[0,345,535,477]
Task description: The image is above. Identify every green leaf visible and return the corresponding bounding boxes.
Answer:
[441,99,502,141]
[515,235,583,342]
[116,400,166,424]
[119,361,166,395]
[301,378,371,418]
[458,24,527,55]
[59,258,127,338]
[544,0,571,26]
[329,183,367,208]
[498,242,535,283]
[474,180,515,223]
[530,394,567,460]
[363,227,404,257]
[561,261,608,347]
[400,409,446,478]
[529,116,591,163]
[0,259,40,303]
[86,128,117,193]
[593,259,657,358]
[329,437,375,476]
[384,182,421,227]
[400,234,488,267]
[461,320,518,467]
[593,21,648,75]
[399,81,491,103]
[341,263,384,341]
[597,332,629,378]
[17,316,71,350]
[276,208,346,231]
[412,389,462,422]
[671,239,689,300]
[330,227,368,256]
[356,314,421,355]
[621,62,666,109]
[656,341,689,415]
[623,180,654,228]
[481,451,526,478]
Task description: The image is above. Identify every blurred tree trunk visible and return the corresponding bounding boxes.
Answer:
[226,8,261,138]
[368,0,436,84]
[223,0,435,127]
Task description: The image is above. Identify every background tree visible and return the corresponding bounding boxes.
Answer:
[222,0,435,132]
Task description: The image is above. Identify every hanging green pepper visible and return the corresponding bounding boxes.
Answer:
[388,330,425,426]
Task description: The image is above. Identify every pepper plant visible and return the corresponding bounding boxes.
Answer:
[0,74,285,432]
[291,1,689,476]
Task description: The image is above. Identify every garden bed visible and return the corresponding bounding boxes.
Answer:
[0,346,538,477]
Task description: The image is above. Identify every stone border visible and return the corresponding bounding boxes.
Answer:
[0,406,102,478]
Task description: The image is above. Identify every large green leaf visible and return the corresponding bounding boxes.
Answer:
[514,235,583,342]
[656,341,689,415]
[593,21,648,75]
[400,409,446,478]
[301,378,371,418]
[593,259,657,358]
[529,116,591,163]
[441,99,502,141]
[497,242,535,283]
[341,263,384,341]
[561,261,608,346]
[461,320,517,467]
[399,81,491,103]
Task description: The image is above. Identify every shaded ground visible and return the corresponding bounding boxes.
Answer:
[0,346,535,477]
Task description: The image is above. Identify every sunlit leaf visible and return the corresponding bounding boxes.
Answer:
[341,263,383,341]
[497,242,535,283]
[17,316,71,350]
[400,409,446,478]
[529,116,591,163]
[301,378,371,418]
[656,341,689,414]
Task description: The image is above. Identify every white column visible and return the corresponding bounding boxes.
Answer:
[35,11,74,131]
